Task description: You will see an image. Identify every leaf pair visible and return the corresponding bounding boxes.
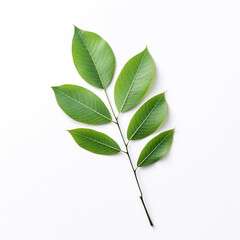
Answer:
[68,128,174,167]
[126,91,174,167]
[73,26,156,113]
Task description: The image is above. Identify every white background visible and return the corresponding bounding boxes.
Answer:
[0,0,240,239]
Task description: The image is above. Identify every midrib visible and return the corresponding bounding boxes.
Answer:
[74,132,120,152]
[119,51,146,113]
[138,131,172,166]
[55,88,111,121]
[129,94,164,140]
[78,31,105,89]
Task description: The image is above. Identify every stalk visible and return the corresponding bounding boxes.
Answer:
[104,90,154,227]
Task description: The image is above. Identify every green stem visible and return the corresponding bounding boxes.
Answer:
[140,196,154,226]
[104,89,154,227]
[104,89,117,119]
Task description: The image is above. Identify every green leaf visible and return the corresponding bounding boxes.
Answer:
[137,129,174,167]
[114,47,155,113]
[72,26,115,89]
[52,84,112,125]
[127,93,168,140]
[68,128,121,155]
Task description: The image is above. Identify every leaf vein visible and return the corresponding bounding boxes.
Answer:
[73,132,120,152]
[54,88,112,121]
[77,31,105,89]
[138,131,172,167]
[129,94,164,140]
[119,51,146,112]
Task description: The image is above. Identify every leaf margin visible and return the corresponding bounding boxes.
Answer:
[51,84,112,125]
[68,128,121,155]
[72,25,116,89]
[114,47,155,113]
[127,92,168,141]
[137,128,175,167]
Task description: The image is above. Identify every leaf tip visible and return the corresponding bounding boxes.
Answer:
[144,45,149,53]
[67,129,75,137]
[73,24,78,31]
[73,25,84,34]
[51,86,58,92]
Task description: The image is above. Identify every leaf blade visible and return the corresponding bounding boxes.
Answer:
[127,93,168,140]
[137,129,174,167]
[114,47,155,113]
[72,26,115,89]
[52,84,112,125]
[68,128,121,155]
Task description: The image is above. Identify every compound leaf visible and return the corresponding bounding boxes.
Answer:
[52,84,112,125]
[137,129,174,167]
[127,92,167,140]
[72,26,115,89]
[114,47,155,113]
[68,128,121,155]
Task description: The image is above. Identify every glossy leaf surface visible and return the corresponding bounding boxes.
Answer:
[127,93,168,140]
[72,26,115,89]
[52,84,112,125]
[114,47,155,113]
[137,129,174,167]
[68,128,121,155]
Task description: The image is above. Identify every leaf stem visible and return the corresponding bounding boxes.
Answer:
[116,112,120,120]
[104,89,154,227]
[140,196,154,226]
[104,89,117,119]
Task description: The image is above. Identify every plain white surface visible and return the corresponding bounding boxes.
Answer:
[1,0,240,239]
